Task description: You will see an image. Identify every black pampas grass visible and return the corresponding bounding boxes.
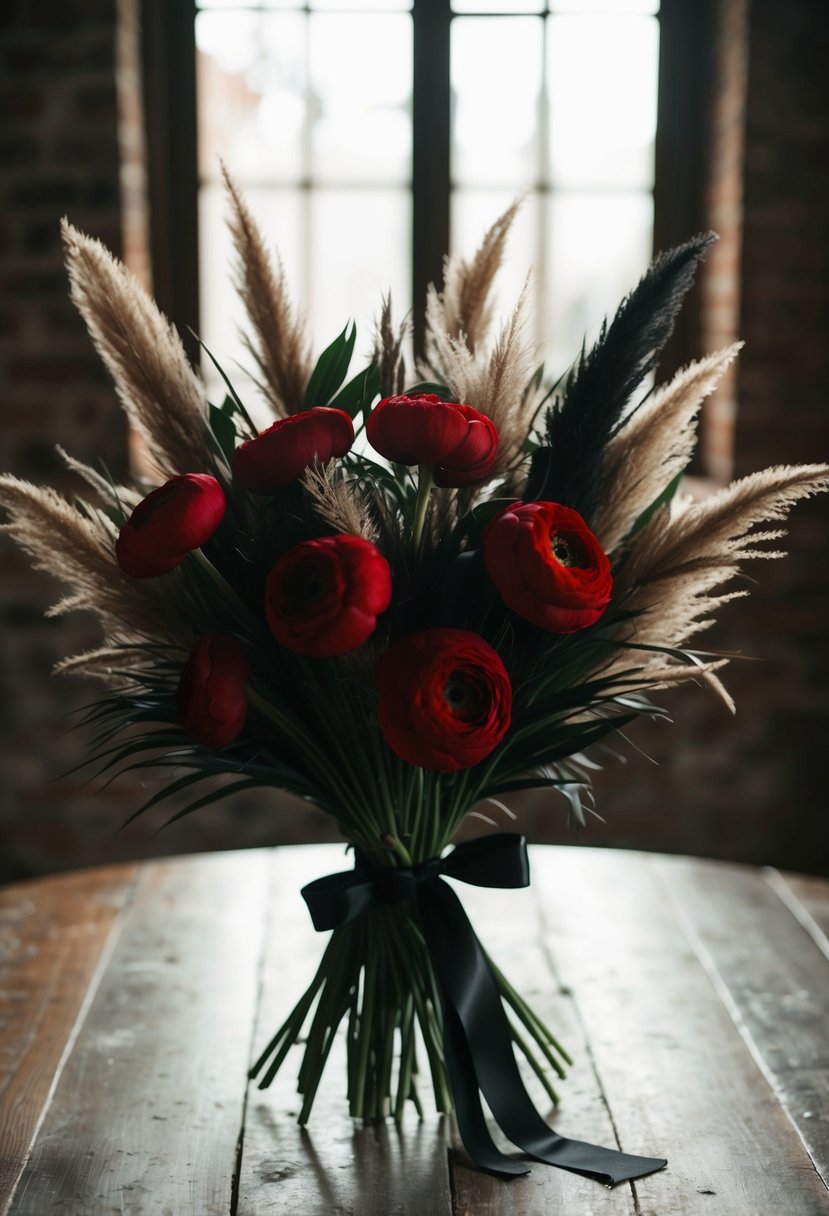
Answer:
[525,232,717,524]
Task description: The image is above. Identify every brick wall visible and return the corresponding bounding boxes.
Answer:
[0,1,333,882]
[728,0,829,869]
[1,0,128,882]
[561,0,829,873]
[1,0,827,882]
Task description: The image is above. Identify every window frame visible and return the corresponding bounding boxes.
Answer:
[140,0,712,371]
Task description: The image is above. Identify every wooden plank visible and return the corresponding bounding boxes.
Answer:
[7,849,268,1216]
[532,846,829,1215]
[0,863,137,1214]
[237,844,454,1216]
[652,855,829,1186]
[451,871,637,1215]
[770,870,829,962]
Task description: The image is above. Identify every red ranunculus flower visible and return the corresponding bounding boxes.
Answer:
[483,501,612,632]
[433,404,499,487]
[367,393,498,484]
[116,473,226,579]
[176,635,250,748]
[377,628,512,771]
[265,533,392,657]
[232,407,354,494]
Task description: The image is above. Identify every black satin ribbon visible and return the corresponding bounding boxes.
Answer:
[301,833,667,1184]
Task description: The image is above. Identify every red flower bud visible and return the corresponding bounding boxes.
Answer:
[115,474,226,579]
[367,394,498,483]
[377,627,512,771]
[232,407,354,494]
[483,501,612,632]
[264,533,392,657]
[433,404,499,487]
[176,635,250,748]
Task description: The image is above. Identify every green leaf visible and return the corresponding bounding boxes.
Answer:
[304,322,357,407]
[455,497,514,543]
[190,332,258,438]
[101,501,128,528]
[330,363,381,418]
[403,381,453,399]
[630,472,682,536]
[209,401,238,465]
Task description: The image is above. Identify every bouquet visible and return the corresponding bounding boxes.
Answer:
[2,176,826,1185]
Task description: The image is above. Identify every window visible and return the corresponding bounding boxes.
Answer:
[144,1,703,411]
[196,0,413,408]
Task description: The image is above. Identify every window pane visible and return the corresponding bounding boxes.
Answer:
[309,14,412,183]
[197,0,299,10]
[553,0,659,12]
[199,184,305,420]
[452,17,542,187]
[451,190,543,347]
[196,11,306,182]
[452,1,543,12]
[547,14,659,189]
[309,190,411,357]
[545,191,653,376]
[314,0,411,10]
[199,0,410,6]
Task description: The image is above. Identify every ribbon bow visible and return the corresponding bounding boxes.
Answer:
[302,833,666,1184]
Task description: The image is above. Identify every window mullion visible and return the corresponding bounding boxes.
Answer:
[412,0,451,361]
[141,0,200,365]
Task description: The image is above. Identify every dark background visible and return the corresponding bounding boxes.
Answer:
[0,0,827,883]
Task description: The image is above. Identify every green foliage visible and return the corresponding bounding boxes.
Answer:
[330,363,381,418]
[630,471,682,535]
[404,380,453,398]
[191,333,258,438]
[304,322,357,407]
[208,398,238,466]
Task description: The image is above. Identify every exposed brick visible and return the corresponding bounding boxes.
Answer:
[6,355,105,385]
[51,133,118,165]
[21,219,63,255]
[28,0,115,29]
[0,268,69,299]
[75,81,118,119]
[7,176,81,207]
[0,309,19,337]
[0,134,39,167]
[12,441,71,479]
[0,85,44,119]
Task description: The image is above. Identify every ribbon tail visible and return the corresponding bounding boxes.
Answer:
[441,1002,530,1177]
[418,880,667,1185]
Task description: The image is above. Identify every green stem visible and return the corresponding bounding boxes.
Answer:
[394,994,416,1122]
[412,464,434,548]
[251,954,328,1085]
[508,1019,561,1107]
[246,686,379,843]
[352,946,378,1120]
[188,546,261,635]
[383,834,413,867]
[488,957,573,1068]
[297,928,356,1122]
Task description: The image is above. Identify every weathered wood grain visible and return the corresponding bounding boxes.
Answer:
[5,846,829,1215]
[532,847,829,1216]
[0,863,137,1214]
[452,873,637,1215]
[237,844,454,1216]
[771,870,829,962]
[652,854,829,1188]
[6,849,267,1216]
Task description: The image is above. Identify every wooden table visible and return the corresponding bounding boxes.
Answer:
[1,844,828,1215]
